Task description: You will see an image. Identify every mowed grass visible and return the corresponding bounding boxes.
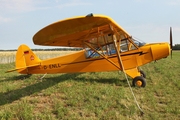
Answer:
[0,51,180,119]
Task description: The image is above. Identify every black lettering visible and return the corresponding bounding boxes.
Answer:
[44,66,47,69]
[47,64,61,69]
[52,64,56,68]
[49,65,52,69]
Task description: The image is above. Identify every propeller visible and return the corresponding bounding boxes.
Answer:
[170,27,173,58]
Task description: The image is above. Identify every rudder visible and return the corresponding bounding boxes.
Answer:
[15,44,41,74]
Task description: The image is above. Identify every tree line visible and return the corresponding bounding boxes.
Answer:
[172,44,180,50]
[0,47,82,52]
[1,44,180,51]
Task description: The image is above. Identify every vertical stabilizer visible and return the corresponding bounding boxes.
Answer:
[15,44,41,74]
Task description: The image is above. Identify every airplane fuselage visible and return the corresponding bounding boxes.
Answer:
[19,42,170,78]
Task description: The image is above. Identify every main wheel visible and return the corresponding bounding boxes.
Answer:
[132,76,146,87]
[140,70,146,78]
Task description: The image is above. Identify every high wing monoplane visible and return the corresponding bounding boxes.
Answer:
[7,14,172,87]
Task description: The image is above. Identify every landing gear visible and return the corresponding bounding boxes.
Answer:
[132,76,146,87]
[140,70,146,78]
[132,70,146,87]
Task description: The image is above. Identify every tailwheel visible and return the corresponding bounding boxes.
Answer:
[132,76,146,87]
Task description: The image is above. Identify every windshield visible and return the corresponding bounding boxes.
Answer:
[132,38,146,47]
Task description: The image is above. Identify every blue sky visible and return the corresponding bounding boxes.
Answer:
[0,0,179,50]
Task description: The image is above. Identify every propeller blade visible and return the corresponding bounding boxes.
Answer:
[170,27,173,49]
[170,27,173,58]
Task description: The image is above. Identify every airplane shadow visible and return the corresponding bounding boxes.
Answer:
[0,73,128,106]
[71,73,128,86]
[0,74,32,83]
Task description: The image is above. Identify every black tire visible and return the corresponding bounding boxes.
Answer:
[132,76,146,87]
[140,70,146,78]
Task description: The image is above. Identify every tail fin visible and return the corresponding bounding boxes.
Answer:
[7,44,41,74]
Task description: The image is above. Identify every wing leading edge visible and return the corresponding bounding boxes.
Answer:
[33,14,131,47]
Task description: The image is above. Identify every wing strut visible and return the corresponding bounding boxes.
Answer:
[109,24,144,114]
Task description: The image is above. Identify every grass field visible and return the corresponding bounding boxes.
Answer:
[0,51,179,119]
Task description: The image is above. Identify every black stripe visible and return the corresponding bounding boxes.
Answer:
[61,51,148,66]
[121,51,148,56]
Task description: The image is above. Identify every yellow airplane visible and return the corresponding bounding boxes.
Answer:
[7,13,172,87]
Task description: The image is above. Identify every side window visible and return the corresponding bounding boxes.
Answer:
[84,34,139,58]
[129,42,137,50]
[120,39,137,52]
[85,48,100,58]
[84,43,117,58]
[108,44,116,55]
[120,40,129,52]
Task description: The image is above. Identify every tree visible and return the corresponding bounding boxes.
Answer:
[172,44,180,50]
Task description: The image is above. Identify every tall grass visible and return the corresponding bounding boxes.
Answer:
[0,52,16,63]
[34,51,76,60]
[0,51,76,63]
[0,51,179,119]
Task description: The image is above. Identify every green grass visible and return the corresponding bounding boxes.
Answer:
[0,51,180,119]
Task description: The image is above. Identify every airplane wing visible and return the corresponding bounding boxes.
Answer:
[33,14,131,47]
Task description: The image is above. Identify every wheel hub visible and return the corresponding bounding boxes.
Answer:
[136,80,142,87]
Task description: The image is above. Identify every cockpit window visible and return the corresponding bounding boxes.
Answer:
[132,39,146,47]
[120,38,146,52]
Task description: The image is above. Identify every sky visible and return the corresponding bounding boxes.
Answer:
[0,0,180,50]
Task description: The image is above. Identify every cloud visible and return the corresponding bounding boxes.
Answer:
[0,0,38,13]
[0,0,45,24]
[0,0,91,14]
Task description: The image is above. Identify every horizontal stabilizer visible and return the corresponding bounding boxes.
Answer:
[6,64,40,73]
